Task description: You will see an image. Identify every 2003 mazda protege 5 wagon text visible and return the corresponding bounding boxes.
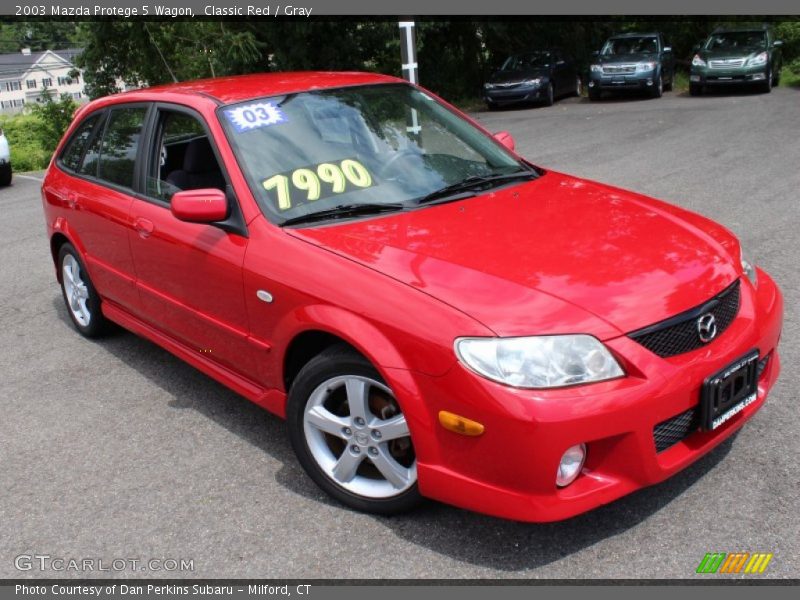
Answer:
[41,72,783,522]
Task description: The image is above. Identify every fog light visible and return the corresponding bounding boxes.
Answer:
[690,75,701,82]
[752,73,766,80]
[588,81,595,87]
[646,79,653,86]
[556,444,586,487]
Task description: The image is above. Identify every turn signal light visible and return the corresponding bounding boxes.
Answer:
[438,411,485,436]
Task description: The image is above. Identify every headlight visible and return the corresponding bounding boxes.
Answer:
[483,83,495,90]
[590,64,603,73]
[749,52,768,66]
[455,335,624,389]
[636,62,657,72]
[692,54,707,67]
[522,78,542,87]
[740,246,758,287]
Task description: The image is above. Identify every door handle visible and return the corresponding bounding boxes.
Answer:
[66,192,79,209]
[134,217,154,238]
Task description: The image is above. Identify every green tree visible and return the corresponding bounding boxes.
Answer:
[30,91,78,156]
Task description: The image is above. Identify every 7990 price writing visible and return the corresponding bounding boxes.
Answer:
[263,159,374,211]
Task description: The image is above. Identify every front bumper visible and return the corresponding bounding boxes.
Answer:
[391,270,782,522]
[588,70,656,91]
[484,84,547,106]
[691,64,768,86]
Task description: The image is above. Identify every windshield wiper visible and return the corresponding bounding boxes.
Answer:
[280,203,406,227]
[416,170,537,205]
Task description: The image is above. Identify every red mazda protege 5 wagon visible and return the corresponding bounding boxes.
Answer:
[42,72,783,522]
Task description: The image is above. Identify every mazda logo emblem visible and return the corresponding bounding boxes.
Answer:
[697,313,718,343]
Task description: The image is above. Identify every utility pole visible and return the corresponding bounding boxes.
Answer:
[398,19,421,136]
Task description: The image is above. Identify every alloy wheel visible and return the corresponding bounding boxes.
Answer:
[62,254,91,326]
[302,375,417,498]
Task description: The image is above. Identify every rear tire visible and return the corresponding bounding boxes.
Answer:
[664,72,673,91]
[58,243,110,338]
[287,344,423,515]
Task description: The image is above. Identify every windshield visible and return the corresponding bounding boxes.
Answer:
[601,36,659,55]
[501,52,552,70]
[704,31,767,52]
[219,83,526,224]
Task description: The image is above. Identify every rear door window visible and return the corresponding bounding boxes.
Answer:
[96,106,148,190]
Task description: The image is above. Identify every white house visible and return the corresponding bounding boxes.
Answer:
[0,48,87,114]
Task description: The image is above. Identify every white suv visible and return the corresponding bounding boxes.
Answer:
[0,128,11,186]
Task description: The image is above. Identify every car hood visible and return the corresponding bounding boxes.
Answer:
[598,53,659,64]
[489,68,549,83]
[286,172,740,339]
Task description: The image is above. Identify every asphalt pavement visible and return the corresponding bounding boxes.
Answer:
[1,86,798,579]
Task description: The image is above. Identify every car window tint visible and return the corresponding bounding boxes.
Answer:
[60,113,103,172]
[146,110,224,203]
[97,107,148,189]
[78,117,106,178]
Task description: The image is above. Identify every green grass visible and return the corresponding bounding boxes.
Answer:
[672,70,690,93]
[0,112,51,172]
[778,66,800,87]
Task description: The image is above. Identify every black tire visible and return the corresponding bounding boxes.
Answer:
[58,243,110,338]
[761,68,773,93]
[689,83,703,96]
[588,87,601,101]
[0,163,11,187]
[486,102,498,111]
[542,82,554,107]
[573,76,582,97]
[287,344,423,515]
[773,68,781,86]
[664,71,673,92]
[650,74,664,98]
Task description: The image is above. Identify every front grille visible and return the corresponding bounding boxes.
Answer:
[709,58,746,69]
[493,82,522,89]
[629,280,740,358]
[603,64,636,74]
[654,408,699,452]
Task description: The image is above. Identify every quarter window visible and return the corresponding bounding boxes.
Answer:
[60,113,103,172]
[96,107,148,189]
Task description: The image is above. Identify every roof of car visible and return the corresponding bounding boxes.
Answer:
[111,71,404,105]
[608,32,660,39]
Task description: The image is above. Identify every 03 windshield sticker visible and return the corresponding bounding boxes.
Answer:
[263,159,374,211]
[224,102,287,133]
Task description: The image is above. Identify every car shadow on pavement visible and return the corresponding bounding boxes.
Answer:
[52,296,737,571]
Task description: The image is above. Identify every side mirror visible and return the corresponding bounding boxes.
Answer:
[663,46,672,53]
[591,50,600,57]
[774,40,783,47]
[171,188,228,223]
[493,131,515,151]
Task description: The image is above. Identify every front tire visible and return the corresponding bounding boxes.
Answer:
[588,87,601,101]
[689,83,703,96]
[287,345,422,515]
[58,243,109,337]
[573,76,582,97]
[761,68,773,93]
[542,82,554,107]
[650,74,664,98]
[0,163,11,187]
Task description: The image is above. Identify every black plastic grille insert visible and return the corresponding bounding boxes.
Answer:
[629,280,741,358]
[653,354,769,453]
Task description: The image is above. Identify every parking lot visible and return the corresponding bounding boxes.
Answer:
[1,87,798,579]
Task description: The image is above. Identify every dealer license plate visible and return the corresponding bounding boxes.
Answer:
[700,350,759,430]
